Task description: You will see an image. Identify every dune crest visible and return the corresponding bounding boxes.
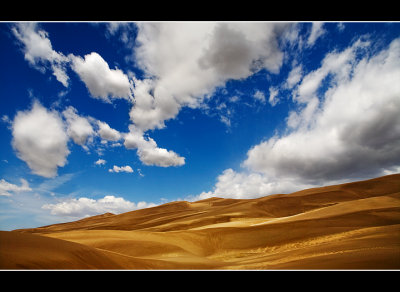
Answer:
[1,173,400,269]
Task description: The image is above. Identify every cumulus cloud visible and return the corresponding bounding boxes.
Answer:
[198,36,400,199]
[10,99,178,175]
[62,106,94,146]
[12,101,70,178]
[10,23,292,170]
[130,22,288,132]
[124,126,185,167]
[129,77,177,131]
[198,23,285,77]
[108,165,134,173]
[42,195,156,218]
[195,169,315,200]
[0,178,32,197]
[12,23,134,100]
[124,22,289,167]
[97,120,122,141]
[8,97,140,175]
[70,52,132,102]
[138,146,185,167]
[245,37,400,183]
[12,22,70,87]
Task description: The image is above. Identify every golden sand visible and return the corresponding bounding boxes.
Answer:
[1,173,399,269]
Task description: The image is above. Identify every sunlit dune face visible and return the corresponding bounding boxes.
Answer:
[2,174,399,270]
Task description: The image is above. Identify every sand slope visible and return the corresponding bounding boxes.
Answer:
[2,173,400,269]
[0,230,124,269]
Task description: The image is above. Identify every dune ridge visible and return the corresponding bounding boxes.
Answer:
[1,173,399,269]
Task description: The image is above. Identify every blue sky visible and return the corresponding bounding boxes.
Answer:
[1,22,399,230]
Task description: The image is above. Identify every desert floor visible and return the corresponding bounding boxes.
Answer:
[1,173,399,270]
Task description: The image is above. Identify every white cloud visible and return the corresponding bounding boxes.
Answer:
[97,120,122,141]
[229,95,240,103]
[198,37,400,200]
[104,22,136,49]
[42,195,156,218]
[337,22,346,32]
[281,23,302,49]
[11,101,70,178]
[129,77,172,131]
[220,115,231,128]
[95,159,106,165]
[110,142,122,147]
[106,22,125,35]
[138,146,185,167]
[62,106,94,146]
[268,87,279,107]
[130,22,288,132]
[123,126,151,149]
[12,22,70,87]
[306,22,326,47]
[244,37,400,183]
[253,90,266,104]
[285,64,303,89]
[125,22,289,168]
[198,23,285,77]
[70,52,132,102]
[12,23,134,99]
[124,126,185,167]
[194,169,315,200]
[287,38,370,130]
[0,178,32,197]
[108,165,134,173]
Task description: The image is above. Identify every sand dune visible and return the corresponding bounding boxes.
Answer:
[1,173,399,269]
[0,230,124,269]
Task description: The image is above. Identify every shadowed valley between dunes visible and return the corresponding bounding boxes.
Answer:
[1,173,400,270]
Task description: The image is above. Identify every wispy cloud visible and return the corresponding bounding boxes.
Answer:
[0,178,31,197]
[306,22,326,47]
[95,159,106,166]
[12,22,70,87]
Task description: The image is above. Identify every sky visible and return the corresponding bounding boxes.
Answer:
[0,21,399,230]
